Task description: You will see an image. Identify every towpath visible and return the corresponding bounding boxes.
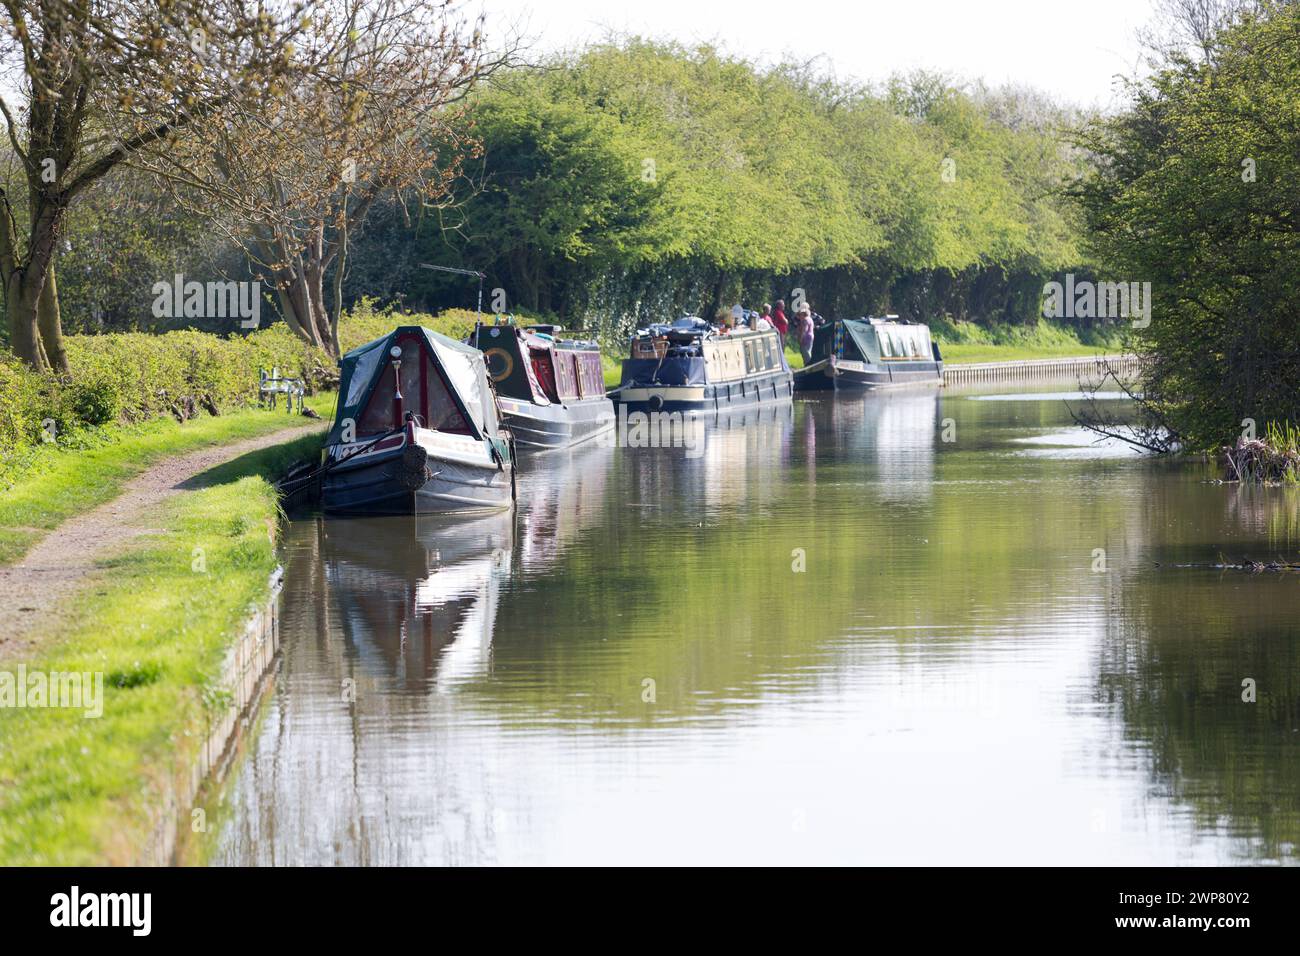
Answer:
[0,422,324,659]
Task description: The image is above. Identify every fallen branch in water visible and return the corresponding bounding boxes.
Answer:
[1156,556,1300,573]
[1064,357,1178,454]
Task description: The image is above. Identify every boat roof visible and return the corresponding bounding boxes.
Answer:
[330,325,497,442]
[475,320,600,351]
[635,317,777,339]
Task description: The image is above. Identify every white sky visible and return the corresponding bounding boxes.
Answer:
[485,0,1159,110]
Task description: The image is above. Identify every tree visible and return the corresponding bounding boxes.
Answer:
[139,0,498,357]
[0,0,318,372]
[1074,1,1300,448]
[417,41,1088,331]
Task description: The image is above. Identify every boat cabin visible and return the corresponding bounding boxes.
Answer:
[472,323,605,406]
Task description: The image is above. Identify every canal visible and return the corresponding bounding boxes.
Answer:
[202,384,1300,865]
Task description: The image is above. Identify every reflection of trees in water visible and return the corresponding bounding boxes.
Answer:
[1100,486,1300,861]
[485,393,1148,726]
[1222,484,1300,551]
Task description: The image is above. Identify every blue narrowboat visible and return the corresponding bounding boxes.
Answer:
[610,317,794,413]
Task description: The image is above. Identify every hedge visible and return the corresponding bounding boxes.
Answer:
[0,300,485,483]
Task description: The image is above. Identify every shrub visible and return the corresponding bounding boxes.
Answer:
[1221,423,1300,484]
[0,301,464,483]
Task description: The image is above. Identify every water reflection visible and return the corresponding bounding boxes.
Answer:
[516,441,615,575]
[206,387,1300,865]
[322,512,513,690]
[1098,480,1300,863]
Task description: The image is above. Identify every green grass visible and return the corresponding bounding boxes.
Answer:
[602,352,622,389]
[938,341,1117,363]
[0,395,335,567]
[932,319,1125,365]
[0,429,327,865]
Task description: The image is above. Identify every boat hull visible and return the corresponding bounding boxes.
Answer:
[496,395,616,450]
[793,358,943,392]
[322,446,513,516]
[613,367,794,413]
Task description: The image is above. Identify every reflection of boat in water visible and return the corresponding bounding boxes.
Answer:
[469,321,615,450]
[322,326,515,515]
[514,440,615,573]
[825,390,940,500]
[318,436,622,687]
[610,316,794,413]
[322,511,513,687]
[612,401,794,514]
[794,317,943,391]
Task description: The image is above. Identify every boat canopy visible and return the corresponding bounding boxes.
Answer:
[816,318,933,363]
[841,319,881,361]
[872,321,932,359]
[329,326,501,444]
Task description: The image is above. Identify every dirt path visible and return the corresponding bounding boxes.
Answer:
[0,423,324,659]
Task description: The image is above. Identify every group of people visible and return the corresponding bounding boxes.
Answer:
[728,299,821,363]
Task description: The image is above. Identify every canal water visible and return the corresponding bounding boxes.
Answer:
[204,384,1300,865]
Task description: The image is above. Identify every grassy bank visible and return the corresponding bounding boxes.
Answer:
[0,426,327,865]
[931,319,1125,364]
[0,399,335,567]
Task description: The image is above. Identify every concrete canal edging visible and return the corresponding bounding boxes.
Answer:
[143,567,284,865]
[943,354,1139,387]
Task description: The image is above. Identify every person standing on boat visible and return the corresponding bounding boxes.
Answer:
[795,302,815,363]
[771,300,789,341]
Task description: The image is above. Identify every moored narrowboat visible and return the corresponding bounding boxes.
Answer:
[321,326,515,515]
[610,317,794,413]
[793,316,944,391]
[469,321,615,449]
